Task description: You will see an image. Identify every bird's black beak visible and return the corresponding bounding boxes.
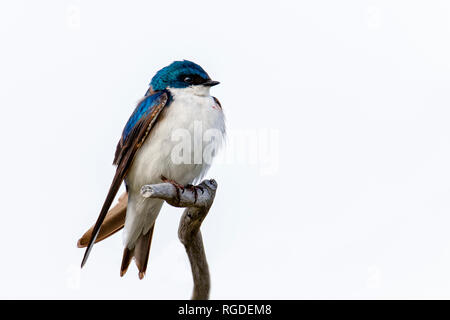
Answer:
[203,80,220,87]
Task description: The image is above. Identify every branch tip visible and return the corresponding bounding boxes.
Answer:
[140,185,154,198]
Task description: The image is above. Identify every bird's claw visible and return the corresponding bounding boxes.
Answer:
[185,184,204,203]
[160,175,184,203]
[160,176,205,204]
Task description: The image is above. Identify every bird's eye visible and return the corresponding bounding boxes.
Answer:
[184,76,193,84]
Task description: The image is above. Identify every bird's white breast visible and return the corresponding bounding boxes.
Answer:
[126,86,225,193]
[123,86,224,247]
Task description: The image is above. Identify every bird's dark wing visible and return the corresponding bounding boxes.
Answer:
[213,96,222,109]
[77,192,128,248]
[81,90,170,267]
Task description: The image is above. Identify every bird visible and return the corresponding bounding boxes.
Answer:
[80,60,225,279]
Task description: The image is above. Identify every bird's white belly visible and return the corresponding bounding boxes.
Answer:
[122,89,224,247]
[124,89,225,249]
[126,92,225,193]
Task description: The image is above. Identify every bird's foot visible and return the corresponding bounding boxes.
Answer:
[185,184,205,203]
[160,175,184,203]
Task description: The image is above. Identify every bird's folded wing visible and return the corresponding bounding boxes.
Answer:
[77,192,128,248]
[81,90,169,267]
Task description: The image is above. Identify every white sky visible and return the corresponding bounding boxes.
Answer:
[1,0,450,299]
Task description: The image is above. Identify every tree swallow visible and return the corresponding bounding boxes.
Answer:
[81,60,225,279]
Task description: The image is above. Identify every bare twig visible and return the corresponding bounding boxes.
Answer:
[140,179,217,300]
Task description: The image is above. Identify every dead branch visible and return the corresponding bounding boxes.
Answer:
[140,179,217,300]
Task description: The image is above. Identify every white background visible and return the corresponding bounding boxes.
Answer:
[1,0,450,299]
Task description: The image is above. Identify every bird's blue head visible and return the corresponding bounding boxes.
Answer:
[149,60,219,91]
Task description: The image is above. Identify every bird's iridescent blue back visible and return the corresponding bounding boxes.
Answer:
[122,91,166,140]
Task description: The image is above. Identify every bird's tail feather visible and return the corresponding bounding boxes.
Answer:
[120,224,155,279]
[77,192,128,248]
[78,191,158,279]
